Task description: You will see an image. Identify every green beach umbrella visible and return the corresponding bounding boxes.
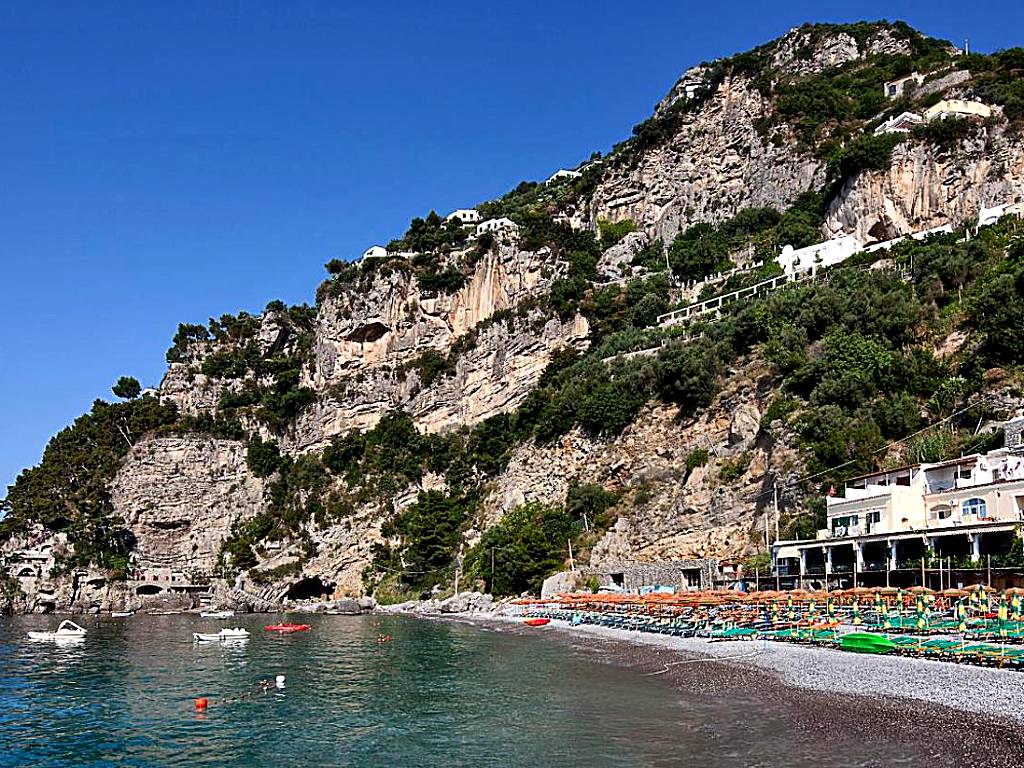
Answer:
[787,596,795,623]
[1012,594,1021,622]
[808,599,817,621]
[852,598,862,626]
[915,596,926,632]
[826,596,835,620]
[896,589,904,616]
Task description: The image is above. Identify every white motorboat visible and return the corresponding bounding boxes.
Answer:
[27,620,87,641]
[193,627,250,642]
[199,610,235,619]
[111,611,134,618]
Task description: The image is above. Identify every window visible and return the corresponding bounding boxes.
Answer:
[962,498,987,519]
[831,515,860,535]
[930,504,952,521]
[958,466,972,480]
[896,473,911,486]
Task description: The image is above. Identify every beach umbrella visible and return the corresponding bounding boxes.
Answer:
[957,600,968,633]
[826,596,835,620]
[787,596,795,623]
[1012,594,1022,622]
[808,598,817,621]
[852,598,862,626]
[896,588,905,616]
[915,596,927,632]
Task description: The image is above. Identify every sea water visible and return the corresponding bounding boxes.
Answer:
[0,614,942,767]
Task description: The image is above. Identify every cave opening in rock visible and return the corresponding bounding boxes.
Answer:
[286,576,334,601]
[345,321,390,344]
[867,219,893,243]
[135,584,163,596]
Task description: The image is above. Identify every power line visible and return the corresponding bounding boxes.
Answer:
[744,391,1004,506]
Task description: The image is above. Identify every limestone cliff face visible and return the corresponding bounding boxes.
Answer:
[110,436,266,574]
[481,358,805,567]
[826,123,1024,241]
[594,25,920,245]
[404,313,589,435]
[289,246,588,449]
[590,79,826,244]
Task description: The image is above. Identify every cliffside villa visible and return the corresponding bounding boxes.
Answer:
[772,421,1024,591]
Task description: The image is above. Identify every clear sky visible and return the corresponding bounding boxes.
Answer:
[2,0,1022,494]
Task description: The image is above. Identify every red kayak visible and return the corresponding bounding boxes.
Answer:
[523,618,550,627]
[264,623,312,633]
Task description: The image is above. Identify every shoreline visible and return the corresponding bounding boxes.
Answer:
[422,609,1024,767]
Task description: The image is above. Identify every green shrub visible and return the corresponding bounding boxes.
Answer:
[246,436,282,478]
[719,452,751,483]
[685,448,709,471]
[598,218,636,250]
[827,133,904,181]
[464,502,575,596]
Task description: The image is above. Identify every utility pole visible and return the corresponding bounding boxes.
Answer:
[773,482,780,544]
[568,539,576,572]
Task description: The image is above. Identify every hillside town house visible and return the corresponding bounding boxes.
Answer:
[883,72,925,99]
[476,217,520,237]
[773,421,1024,590]
[445,208,481,226]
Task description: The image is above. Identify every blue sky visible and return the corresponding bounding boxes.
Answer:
[2,0,1023,494]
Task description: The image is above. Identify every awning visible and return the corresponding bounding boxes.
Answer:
[775,545,801,560]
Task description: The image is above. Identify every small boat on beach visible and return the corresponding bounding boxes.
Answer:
[839,632,896,654]
[193,628,250,643]
[28,620,87,641]
[111,611,134,618]
[523,618,551,627]
[200,610,235,619]
[265,623,312,633]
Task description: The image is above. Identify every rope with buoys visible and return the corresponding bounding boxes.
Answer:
[194,675,286,711]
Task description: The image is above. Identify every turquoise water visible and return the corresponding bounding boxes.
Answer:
[0,614,961,767]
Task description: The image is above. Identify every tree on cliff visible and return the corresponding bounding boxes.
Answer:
[111,376,141,400]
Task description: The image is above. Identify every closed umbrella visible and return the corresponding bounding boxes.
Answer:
[852,598,862,626]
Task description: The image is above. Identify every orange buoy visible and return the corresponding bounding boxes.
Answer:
[194,697,208,712]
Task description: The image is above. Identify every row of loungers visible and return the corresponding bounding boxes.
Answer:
[525,608,1024,668]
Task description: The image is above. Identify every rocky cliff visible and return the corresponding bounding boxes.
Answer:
[4,20,1024,612]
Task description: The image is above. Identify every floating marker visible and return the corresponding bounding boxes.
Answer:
[194,697,208,712]
[275,674,285,688]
